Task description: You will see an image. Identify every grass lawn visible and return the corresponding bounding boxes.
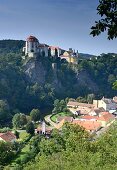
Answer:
[51,114,57,122]
[51,112,73,123]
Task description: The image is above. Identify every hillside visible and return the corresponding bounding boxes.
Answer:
[0,40,117,118]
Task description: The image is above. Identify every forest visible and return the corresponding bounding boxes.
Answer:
[0,40,117,126]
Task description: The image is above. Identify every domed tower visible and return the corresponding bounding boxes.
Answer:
[23,35,39,58]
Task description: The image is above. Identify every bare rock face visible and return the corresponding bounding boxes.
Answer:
[23,58,46,84]
[23,57,99,94]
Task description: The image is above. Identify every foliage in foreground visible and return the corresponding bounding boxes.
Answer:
[24,122,117,170]
[4,122,117,170]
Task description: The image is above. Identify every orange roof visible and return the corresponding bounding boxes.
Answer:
[98,112,115,122]
[81,115,98,120]
[27,35,38,42]
[72,120,101,131]
[0,132,16,142]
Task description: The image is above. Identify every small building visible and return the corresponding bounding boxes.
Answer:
[59,49,78,64]
[67,101,94,109]
[72,120,101,133]
[36,121,52,137]
[97,112,115,127]
[93,97,117,111]
[0,132,16,143]
[88,107,105,116]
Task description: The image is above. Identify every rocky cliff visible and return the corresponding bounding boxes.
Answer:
[23,56,99,96]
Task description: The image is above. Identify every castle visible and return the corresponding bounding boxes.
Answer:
[23,35,79,64]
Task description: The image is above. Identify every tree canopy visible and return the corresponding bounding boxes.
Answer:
[90,0,117,39]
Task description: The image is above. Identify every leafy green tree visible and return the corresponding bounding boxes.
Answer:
[87,94,95,104]
[0,100,11,123]
[0,142,15,165]
[90,0,117,39]
[26,122,35,135]
[12,113,27,129]
[53,99,67,114]
[30,109,40,122]
[113,80,117,90]
[20,114,27,127]
[12,113,21,129]
[76,96,87,103]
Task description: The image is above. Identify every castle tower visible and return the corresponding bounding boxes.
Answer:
[23,35,39,58]
[42,121,46,134]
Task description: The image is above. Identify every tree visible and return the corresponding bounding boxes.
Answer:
[90,0,117,39]
[90,1,117,90]
[0,142,15,165]
[87,94,95,104]
[20,114,27,127]
[0,100,11,123]
[30,109,40,122]
[26,122,35,135]
[12,113,21,129]
[113,80,117,90]
[52,99,67,114]
[12,113,27,129]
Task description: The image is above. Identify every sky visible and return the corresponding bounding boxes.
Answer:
[0,0,116,55]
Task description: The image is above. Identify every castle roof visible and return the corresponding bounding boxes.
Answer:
[27,35,39,42]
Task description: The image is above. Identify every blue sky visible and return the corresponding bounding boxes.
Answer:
[0,0,116,55]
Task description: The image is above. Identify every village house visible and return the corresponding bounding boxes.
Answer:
[72,120,101,133]
[0,132,16,143]
[97,112,115,127]
[93,97,117,111]
[67,101,95,115]
[88,107,105,116]
[81,112,115,127]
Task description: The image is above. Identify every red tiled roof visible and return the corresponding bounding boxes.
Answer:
[27,35,38,42]
[0,132,16,142]
[72,120,101,131]
[81,115,98,120]
[97,112,115,122]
